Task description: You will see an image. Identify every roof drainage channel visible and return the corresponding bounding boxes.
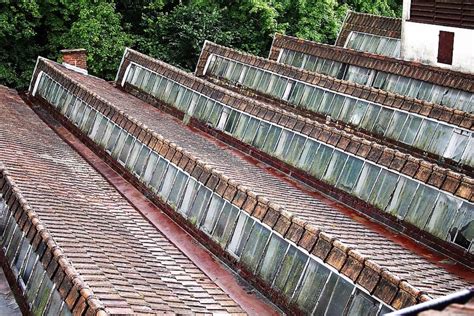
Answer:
[118,51,474,256]
[197,42,473,168]
[30,65,396,314]
[28,99,279,316]
[269,34,473,113]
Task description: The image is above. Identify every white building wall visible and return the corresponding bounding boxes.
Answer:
[401,0,474,74]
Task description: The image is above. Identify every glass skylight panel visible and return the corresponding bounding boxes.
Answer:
[257,233,289,284]
[273,245,308,298]
[201,194,225,234]
[240,222,271,272]
[344,32,401,58]
[38,62,470,255]
[277,47,473,113]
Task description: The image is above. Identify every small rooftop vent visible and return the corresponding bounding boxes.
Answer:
[60,48,88,74]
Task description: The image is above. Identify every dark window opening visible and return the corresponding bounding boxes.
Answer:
[437,31,454,65]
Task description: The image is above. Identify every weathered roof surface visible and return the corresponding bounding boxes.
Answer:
[0,86,254,314]
[335,11,401,47]
[420,297,474,315]
[37,58,474,301]
[270,33,474,94]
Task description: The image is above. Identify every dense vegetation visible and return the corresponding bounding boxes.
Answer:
[0,0,401,90]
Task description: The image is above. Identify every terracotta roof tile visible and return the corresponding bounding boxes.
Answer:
[0,86,247,314]
[34,61,473,300]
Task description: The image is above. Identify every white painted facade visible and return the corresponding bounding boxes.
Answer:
[401,0,474,74]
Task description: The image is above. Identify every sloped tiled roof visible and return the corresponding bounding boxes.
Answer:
[0,86,262,314]
[81,51,474,300]
[335,11,401,47]
[270,33,474,96]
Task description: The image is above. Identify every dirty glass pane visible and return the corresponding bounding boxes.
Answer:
[141,152,159,184]
[167,171,188,209]
[326,276,354,315]
[386,177,419,219]
[317,91,336,115]
[158,164,178,200]
[241,222,271,272]
[336,155,364,192]
[274,129,293,159]
[352,163,381,201]
[177,177,198,215]
[372,107,394,135]
[201,194,225,234]
[425,193,462,239]
[427,124,454,156]
[309,144,334,179]
[398,115,422,145]
[262,125,282,153]
[257,234,288,284]
[368,170,399,210]
[125,141,142,170]
[253,121,271,149]
[306,88,325,112]
[313,272,339,315]
[413,120,437,150]
[273,246,308,298]
[26,261,44,304]
[186,185,212,226]
[21,250,37,284]
[224,110,240,134]
[288,82,305,105]
[6,227,22,262]
[216,107,230,130]
[293,259,330,314]
[285,134,306,164]
[378,304,394,315]
[297,140,319,171]
[149,158,168,192]
[346,289,379,316]
[349,100,368,126]
[208,103,223,127]
[328,94,345,119]
[385,111,408,139]
[242,117,260,144]
[13,239,30,272]
[460,138,474,167]
[444,130,469,162]
[231,113,249,140]
[337,97,358,123]
[118,134,134,164]
[227,212,254,257]
[133,146,150,176]
[405,185,439,229]
[323,150,348,185]
[449,202,474,249]
[212,202,240,247]
[32,273,53,315]
[44,286,63,316]
[360,104,380,132]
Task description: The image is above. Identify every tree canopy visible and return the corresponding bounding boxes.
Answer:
[0,0,402,90]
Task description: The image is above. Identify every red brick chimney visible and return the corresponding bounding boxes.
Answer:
[60,49,87,71]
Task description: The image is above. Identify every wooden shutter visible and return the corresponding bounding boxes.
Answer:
[437,31,454,64]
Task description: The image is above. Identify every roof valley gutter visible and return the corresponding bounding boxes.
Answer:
[21,93,281,316]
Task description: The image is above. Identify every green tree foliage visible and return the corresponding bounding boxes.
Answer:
[59,1,132,80]
[0,0,40,89]
[0,0,402,90]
